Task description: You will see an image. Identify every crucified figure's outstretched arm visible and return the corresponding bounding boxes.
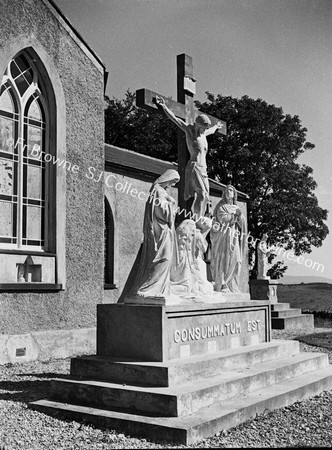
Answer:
[155,96,188,132]
[205,122,224,135]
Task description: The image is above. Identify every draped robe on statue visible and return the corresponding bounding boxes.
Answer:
[257,237,271,280]
[194,228,214,295]
[129,171,178,298]
[170,220,197,295]
[210,202,247,293]
[170,219,214,297]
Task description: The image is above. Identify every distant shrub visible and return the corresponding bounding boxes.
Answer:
[307,283,332,290]
[302,310,332,320]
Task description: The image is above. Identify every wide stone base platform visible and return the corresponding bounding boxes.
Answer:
[29,301,332,445]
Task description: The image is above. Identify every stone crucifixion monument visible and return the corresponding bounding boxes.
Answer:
[31,54,329,447]
[135,54,251,300]
[136,54,226,222]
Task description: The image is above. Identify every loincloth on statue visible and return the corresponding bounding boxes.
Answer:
[184,161,209,201]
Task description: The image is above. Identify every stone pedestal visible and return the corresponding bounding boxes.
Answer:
[249,279,278,303]
[30,296,332,445]
[97,301,270,362]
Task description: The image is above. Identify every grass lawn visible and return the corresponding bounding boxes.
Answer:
[277,283,332,311]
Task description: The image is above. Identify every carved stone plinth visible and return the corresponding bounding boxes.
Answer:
[249,279,278,303]
[30,298,331,445]
[97,301,271,362]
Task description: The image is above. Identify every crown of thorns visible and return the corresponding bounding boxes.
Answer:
[195,114,211,126]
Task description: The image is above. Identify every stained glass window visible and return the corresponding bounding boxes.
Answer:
[28,98,42,121]
[0,201,14,237]
[10,55,34,96]
[0,159,13,195]
[0,117,15,153]
[27,165,42,199]
[0,53,47,249]
[0,88,14,112]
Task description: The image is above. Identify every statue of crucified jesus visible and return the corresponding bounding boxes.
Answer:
[155,96,223,222]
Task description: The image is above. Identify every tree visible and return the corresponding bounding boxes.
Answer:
[105,91,329,278]
[196,93,328,277]
[105,91,178,162]
[267,260,288,280]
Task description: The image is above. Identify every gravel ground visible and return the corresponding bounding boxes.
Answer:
[1,328,332,449]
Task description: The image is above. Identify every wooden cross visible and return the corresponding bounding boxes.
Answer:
[136,53,227,212]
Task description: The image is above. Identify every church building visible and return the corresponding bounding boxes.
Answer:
[0,0,249,364]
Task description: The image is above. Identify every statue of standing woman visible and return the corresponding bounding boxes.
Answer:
[127,169,180,299]
[210,185,246,293]
[257,233,273,280]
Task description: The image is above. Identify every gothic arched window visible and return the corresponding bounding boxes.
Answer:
[104,197,116,289]
[0,53,51,250]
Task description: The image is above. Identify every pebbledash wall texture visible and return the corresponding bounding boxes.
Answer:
[0,0,105,362]
[0,0,250,364]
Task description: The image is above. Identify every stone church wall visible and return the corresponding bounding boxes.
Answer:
[0,0,105,362]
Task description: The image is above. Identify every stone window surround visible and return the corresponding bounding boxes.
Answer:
[0,39,66,291]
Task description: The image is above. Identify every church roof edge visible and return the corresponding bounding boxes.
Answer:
[104,144,249,201]
[105,144,177,179]
[43,0,106,72]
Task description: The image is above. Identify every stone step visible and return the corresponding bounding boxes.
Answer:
[50,352,327,417]
[30,364,332,445]
[71,340,299,387]
[272,314,314,331]
[271,309,302,318]
[271,303,290,311]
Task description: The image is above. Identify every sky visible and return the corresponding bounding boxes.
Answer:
[55,0,332,280]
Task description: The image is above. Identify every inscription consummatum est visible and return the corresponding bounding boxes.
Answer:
[174,320,261,343]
